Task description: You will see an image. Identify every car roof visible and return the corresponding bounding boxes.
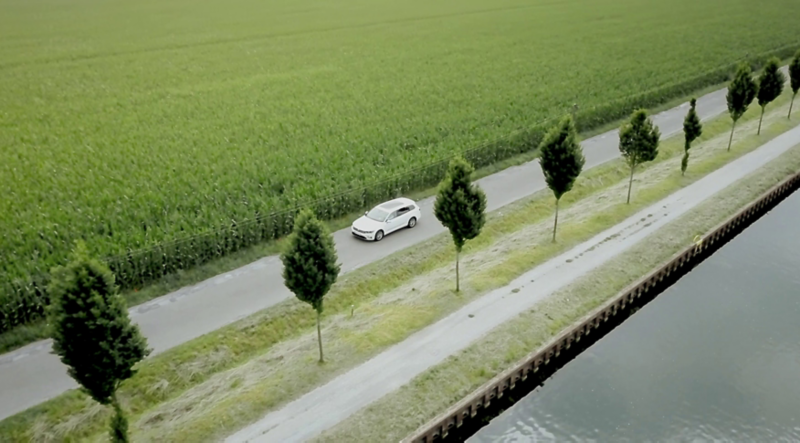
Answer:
[377,197,414,210]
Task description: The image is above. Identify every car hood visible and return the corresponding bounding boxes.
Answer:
[352,216,384,232]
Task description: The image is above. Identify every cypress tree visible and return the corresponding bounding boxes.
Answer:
[281,208,340,363]
[789,50,800,119]
[434,157,487,292]
[726,63,758,150]
[682,98,703,176]
[47,242,150,442]
[538,115,585,241]
[756,57,786,135]
[619,109,660,204]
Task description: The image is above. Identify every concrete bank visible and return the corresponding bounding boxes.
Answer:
[404,169,800,443]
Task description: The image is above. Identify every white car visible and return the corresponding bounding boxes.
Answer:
[351,197,422,241]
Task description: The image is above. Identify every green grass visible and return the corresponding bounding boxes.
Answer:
[0,65,760,355]
[2,0,800,297]
[315,129,800,443]
[2,77,797,442]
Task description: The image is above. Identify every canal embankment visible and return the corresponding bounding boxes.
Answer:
[470,179,800,442]
[404,165,800,443]
[242,120,800,442]
[313,128,800,443]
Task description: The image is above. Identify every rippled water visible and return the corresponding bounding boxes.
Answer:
[470,192,800,443]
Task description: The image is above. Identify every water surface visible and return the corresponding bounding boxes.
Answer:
[470,192,800,442]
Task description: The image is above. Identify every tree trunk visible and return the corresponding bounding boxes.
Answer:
[727,119,737,152]
[552,198,559,242]
[757,106,765,135]
[790,93,796,120]
[455,249,460,292]
[110,393,129,443]
[681,150,688,176]
[316,310,324,363]
[626,163,635,204]
[681,141,689,176]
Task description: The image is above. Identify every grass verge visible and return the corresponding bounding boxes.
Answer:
[2,87,798,442]
[0,70,754,355]
[313,117,800,443]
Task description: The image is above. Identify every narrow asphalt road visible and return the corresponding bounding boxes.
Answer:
[228,124,800,443]
[0,71,785,420]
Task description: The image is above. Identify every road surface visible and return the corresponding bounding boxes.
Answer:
[0,71,785,420]
[228,124,800,443]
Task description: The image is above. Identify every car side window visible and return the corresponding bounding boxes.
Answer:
[397,206,409,215]
[387,211,398,221]
[408,204,416,211]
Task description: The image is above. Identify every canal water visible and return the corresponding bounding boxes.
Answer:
[470,191,800,442]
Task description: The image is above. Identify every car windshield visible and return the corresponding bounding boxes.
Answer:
[365,207,389,222]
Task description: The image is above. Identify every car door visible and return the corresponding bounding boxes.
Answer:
[396,206,411,226]
[384,210,401,233]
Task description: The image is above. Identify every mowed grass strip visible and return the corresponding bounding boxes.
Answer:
[315,123,800,443]
[2,0,800,290]
[3,81,797,442]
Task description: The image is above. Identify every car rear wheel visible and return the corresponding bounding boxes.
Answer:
[375,230,384,241]
[408,217,417,228]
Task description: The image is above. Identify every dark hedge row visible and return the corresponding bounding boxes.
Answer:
[2,44,798,335]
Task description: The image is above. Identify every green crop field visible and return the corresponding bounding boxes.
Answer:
[1,0,799,323]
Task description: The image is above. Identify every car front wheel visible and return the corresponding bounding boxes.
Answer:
[408,217,417,228]
[375,230,384,241]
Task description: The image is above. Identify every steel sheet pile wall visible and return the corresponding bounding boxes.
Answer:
[403,170,800,443]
